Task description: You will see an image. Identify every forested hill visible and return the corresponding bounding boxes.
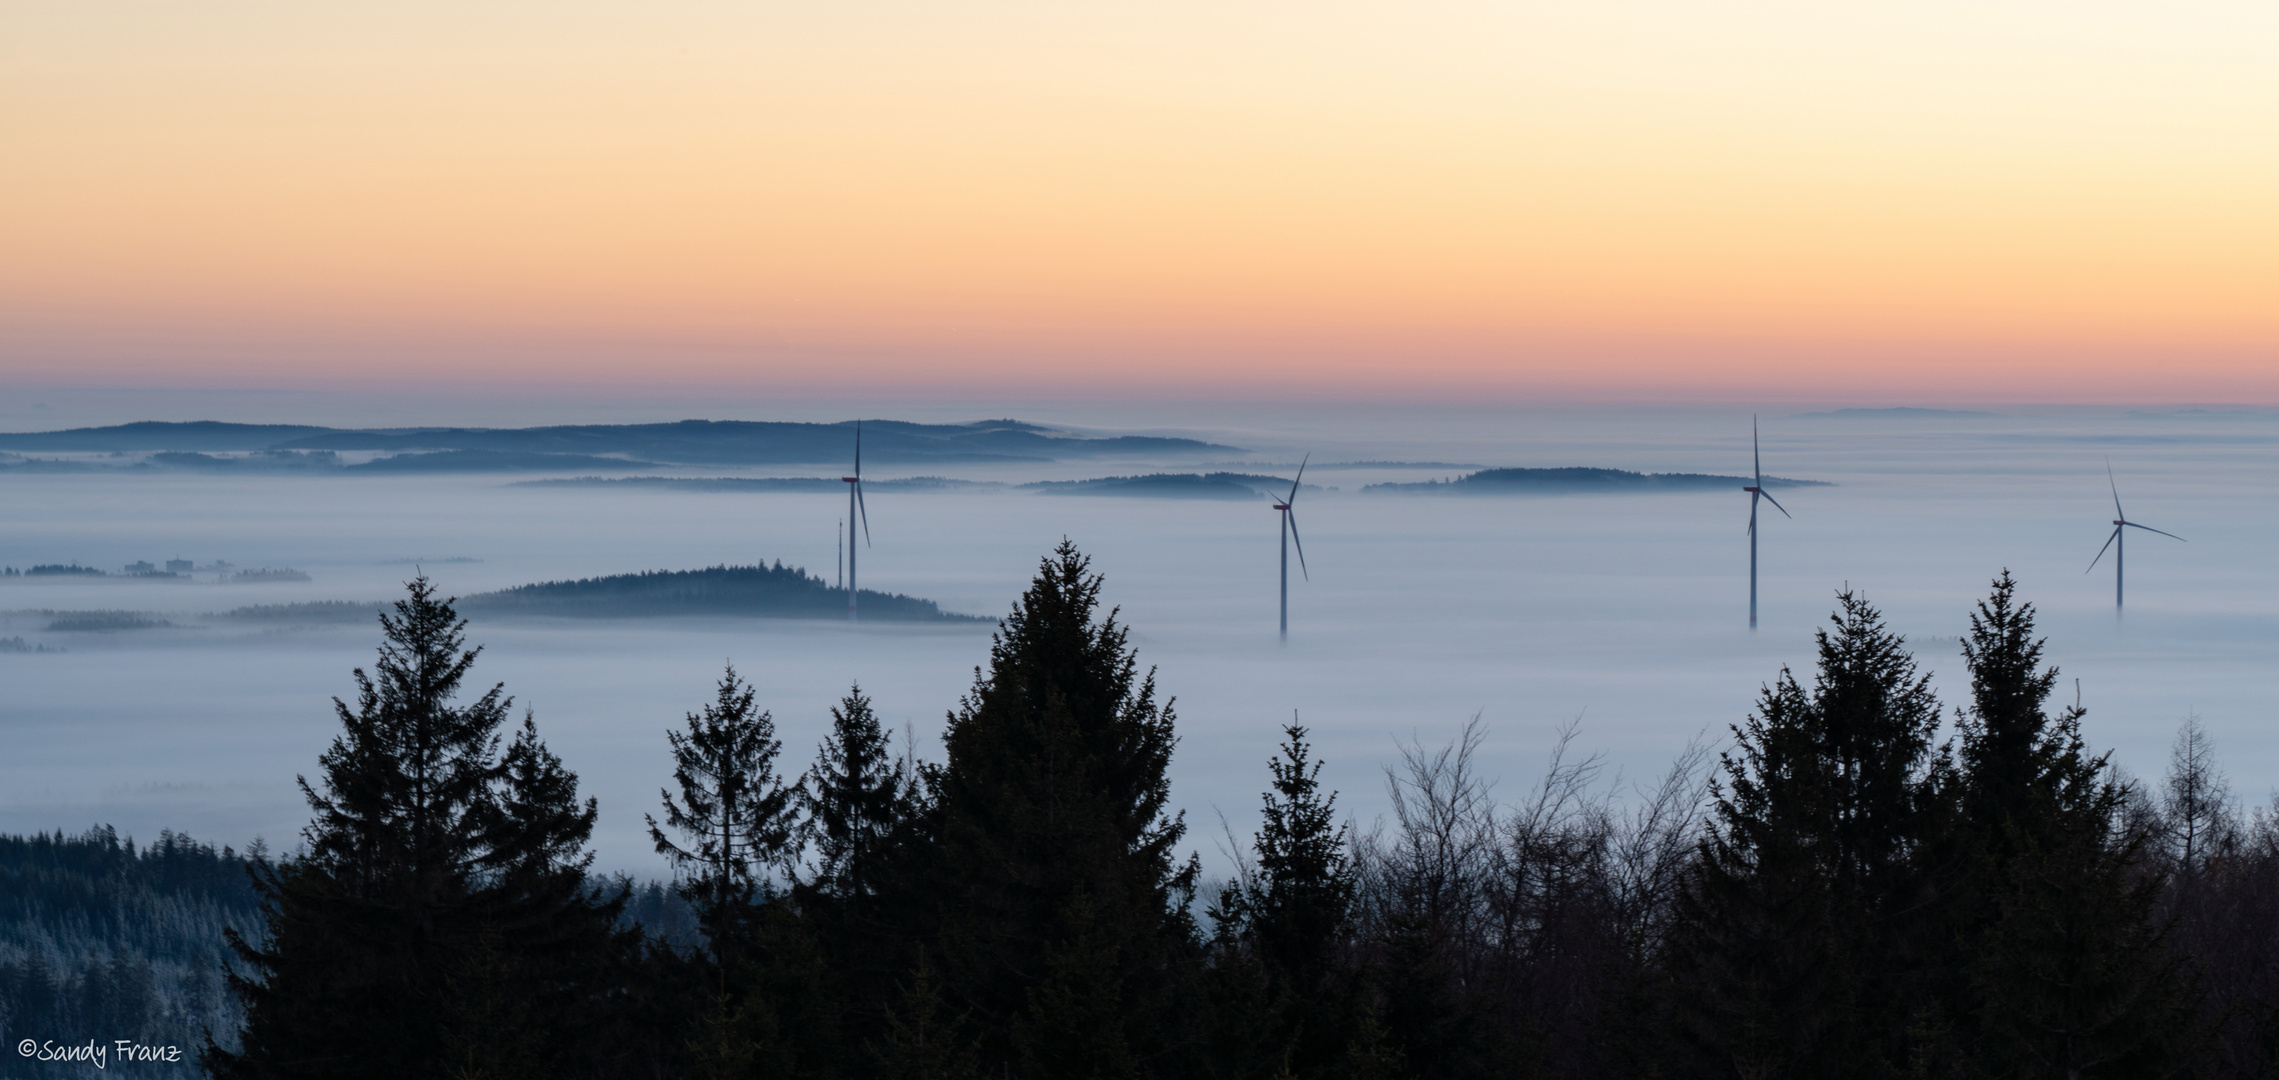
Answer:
[0,828,256,1074]
[1022,472,1311,500]
[458,564,983,621]
[1364,466,1830,493]
[0,419,1235,465]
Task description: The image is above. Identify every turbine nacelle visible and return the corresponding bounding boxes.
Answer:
[845,422,871,620]
[2086,460,2183,610]
[1744,416,1793,629]
[1275,453,1311,640]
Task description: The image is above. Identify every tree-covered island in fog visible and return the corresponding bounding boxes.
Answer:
[1364,465,1831,493]
[207,565,980,624]
[513,475,995,493]
[460,564,980,621]
[1023,472,1320,500]
[520,472,1319,500]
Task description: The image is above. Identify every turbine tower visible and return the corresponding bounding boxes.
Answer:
[842,423,871,621]
[1273,454,1310,641]
[2087,460,2183,611]
[1742,417,1791,629]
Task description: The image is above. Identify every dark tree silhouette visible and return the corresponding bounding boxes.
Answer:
[1943,571,2193,1075]
[799,683,911,909]
[1210,720,1357,1078]
[794,683,923,1078]
[648,663,799,960]
[207,576,621,1080]
[924,539,1199,1078]
[1669,589,1946,1079]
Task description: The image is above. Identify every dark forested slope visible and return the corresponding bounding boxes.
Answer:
[0,829,256,1076]
[1365,465,1830,493]
[458,564,982,621]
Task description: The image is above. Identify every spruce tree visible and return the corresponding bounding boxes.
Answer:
[1211,720,1356,1078]
[799,682,911,909]
[207,576,619,1079]
[924,540,1199,1078]
[648,663,807,1079]
[796,683,921,1077]
[1668,588,1946,1079]
[648,663,800,963]
[1944,572,2192,1075]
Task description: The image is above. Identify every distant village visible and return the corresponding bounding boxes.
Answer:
[0,559,308,583]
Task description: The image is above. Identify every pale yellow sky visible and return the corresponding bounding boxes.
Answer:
[3,1,2274,400]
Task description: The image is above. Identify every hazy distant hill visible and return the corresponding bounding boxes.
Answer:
[1364,467,1830,494]
[1791,407,1998,419]
[512,475,995,492]
[460,564,980,621]
[1023,472,1310,500]
[214,600,382,625]
[0,419,1235,466]
[0,421,333,451]
[345,450,661,472]
[209,565,982,624]
[148,450,341,470]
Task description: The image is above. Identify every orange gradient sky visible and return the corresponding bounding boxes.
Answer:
[2,1,2274,403]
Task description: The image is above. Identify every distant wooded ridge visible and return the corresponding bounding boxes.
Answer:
[1790,407,2000,419]
[514,475,996,492]
[1364,466,1831,493]
[5,565,984,635]
[462,564,981,621]
[519,472,1319,500]
[0,419,1234,466]
[215,565,980,624]
[1024,472,1314,500]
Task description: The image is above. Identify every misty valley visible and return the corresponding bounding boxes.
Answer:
[2,408,2276,1078]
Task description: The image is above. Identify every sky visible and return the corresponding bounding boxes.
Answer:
[3,1,2276,405]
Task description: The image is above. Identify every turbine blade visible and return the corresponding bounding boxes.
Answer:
[2123,521,2186,542]
[1760,489,1792,519]
[854,420,862,478]
[1753,416,1762,487]
[1287,510,1309,580]
[2086,525,2120,572]
[2107,458,2123,520]
[1287,452,1309,505]
[856,482,872,546]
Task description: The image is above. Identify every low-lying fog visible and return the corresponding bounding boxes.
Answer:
[4,406,2275,877]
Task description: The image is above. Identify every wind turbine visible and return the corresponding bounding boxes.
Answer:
[1273,454,1310,641]
[1742,417,1790,629]
[2087,460,2183,611]
[842,423,871,621]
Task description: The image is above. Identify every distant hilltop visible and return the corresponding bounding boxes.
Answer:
[1363,467,1830,494]
[1790,407,1998,419]
[461,564,981,621]
[1023,472,1314,501]
[0,419,1236,469]
[516,472,1317,500]
[201,564,984,625]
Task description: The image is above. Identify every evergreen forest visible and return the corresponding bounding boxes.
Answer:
[11,543,2279,1078]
